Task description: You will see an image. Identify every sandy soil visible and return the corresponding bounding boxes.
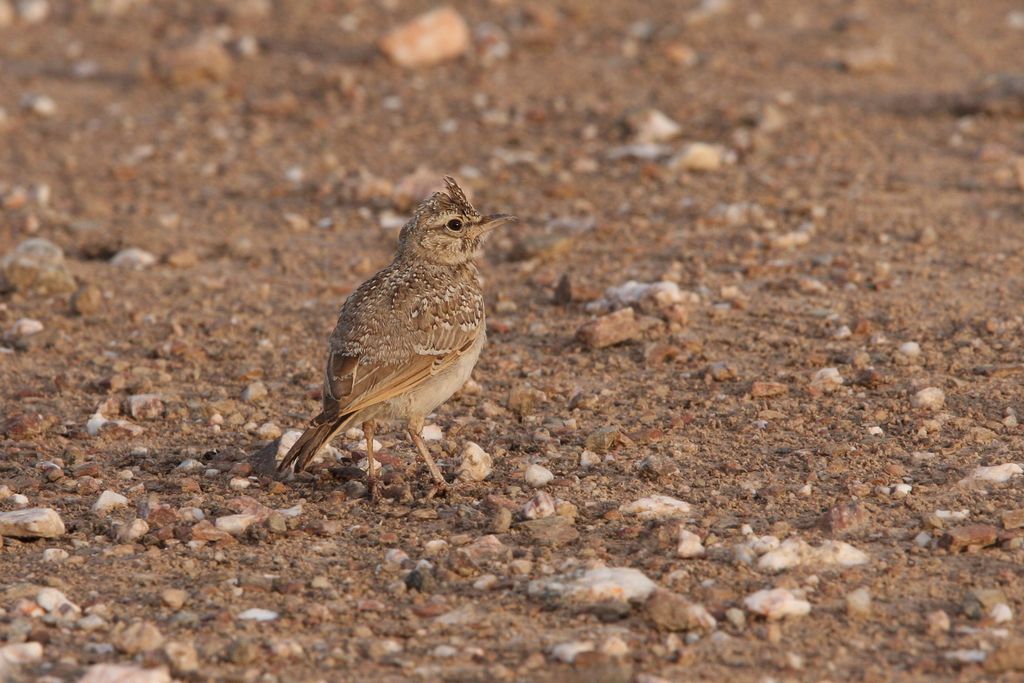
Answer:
[2,1,1024,682]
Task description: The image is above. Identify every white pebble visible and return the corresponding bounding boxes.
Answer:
[522,491,555,519]
[990,603,1012,624]
[110,247,156,269]
[846,587,872,617]
[743,588,811,620]
[42,548,68,562]
[457,441,492,482]
[898,341,921,359]
[524,464,554,488]
[619,495,692,519]
[892,483,912,498]
[228,477,251,490]
[809,367,844,393]
[7,318,43,338]
[550,640,594,664]
[676,529,705,558]
[670,142,724,172]
[911,387,945,411]
[92,490,128,515]
[579,450,601,468]
[237,608,278,621]
[958,463,1022,487]
[21,93,56,117]
[420,424,443,441]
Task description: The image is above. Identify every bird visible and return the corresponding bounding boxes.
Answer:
[277,176,516,501]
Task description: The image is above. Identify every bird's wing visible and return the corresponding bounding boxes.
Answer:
[320,288,484,420]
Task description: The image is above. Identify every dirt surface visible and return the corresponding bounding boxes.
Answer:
[2,1,1024,681]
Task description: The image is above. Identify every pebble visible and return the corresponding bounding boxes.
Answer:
[626,109,681,144]
[809,367,844,394]
[743,588,811,620]
[36,587,80,617]
[524,464,554,488]
[160,589,188,610]
[21,93,56,117]
[79,664,171,683]
[110,247,156,269]
[0,642,43,666]
[927,610,951,634]
[125,394,164,420]
[600,635,630,658]
[576,308,646,349]
[550,640,594,663]
[522,491,556,519]
[241,381,268,402]
[669,142,724,172]
[378,7,470,68]
[215,513,259,535]
[163,641,199,674]
[846,588,872,617]
[644,589,717,631]
[6,318,43,338]
[115,621,164,654]
[457,441,492,482]
[0,507,65,538]
[757,538,869,572]
[256,422,281,440]
[898,341,921,359]
[238,608,278,621]
[16,0,47,23]
[529,567,658,605]
[958,463,1022,487]
[93,490,128,515]
[154,33,233,86]
[42,548,68,562]
[990,603,1013,624]
[113,518,149,543]
[939,524,998,551]
[579,450,601,468]
[619,495,692,520]
[911,387,945,411]
[420,424,443,440]
[676,529,705,558]
[1002,509,1024,530]
[1,238,76,295]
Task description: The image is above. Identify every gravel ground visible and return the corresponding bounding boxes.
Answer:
[2,1,1024,682]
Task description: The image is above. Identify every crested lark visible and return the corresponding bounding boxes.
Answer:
[278,177,515,500]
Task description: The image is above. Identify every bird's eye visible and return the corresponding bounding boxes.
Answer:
[446,218,463,231]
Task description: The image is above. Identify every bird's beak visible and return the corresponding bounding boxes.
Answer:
[477,214,518,233]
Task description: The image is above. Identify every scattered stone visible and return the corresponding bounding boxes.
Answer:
[378,7,470,68]
[160,589,188,610]
[0,642,43,670]
[42,548,68,562]
[757,538,869,572]
[990,603,1012,624]
[959,463,1022,487]
[945,650,987,665]
[577,308,645,349]
[71,284,104,315]
[898,341,921,359]
[21,93,56,117]
[0,507,65,538]
[939,524,998,552]
[1002,509,1024,530]
[529,567,658,606]
[36,587,80,617]
[256,422,281,440]
[518,516,579,546]
[238,608,278,621]
[676,529,705,558]
[644,589,716,631]
[743,588,811,620]
[125,394,164,420]
[6,318,43,339]
[111,247,157,269]
[241,381,268,403]
[215,513,259,535]
[154,33,233,85]
[79,664,171,683]
[927,610,951,635]
[845,588,872,617]
[669,142,724,172]
[1,238,76,295]
[490,507,512,533]
[626,109,681,144]
[163,641,199,674]
[911,387,945,411]
[841,43,896,72]
[809,367,843,394]
[524,464,554,488]
[113,518,149,543]
[551,640,594,664]
[986,638,1024,673]
[750,381,788,398]
[522,491,556,520]
[818,501,869,536]
[457,441,492,482]
[115,621,165,654]
[93,490,128,515]
[585,427,620,453]
[619,495,692,520]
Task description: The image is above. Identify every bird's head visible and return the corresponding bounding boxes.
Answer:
[397,176,516,265]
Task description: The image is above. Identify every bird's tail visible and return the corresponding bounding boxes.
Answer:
[277,410,356,476]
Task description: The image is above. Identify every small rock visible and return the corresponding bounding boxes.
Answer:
[1002,509,1024,530]
[256,422,281,440]
[378,7,470,68]
[818,501,869,536]
[160,589,188,610]
[529,567,658,606]
[585,427,620,453]
[522,491,556,519]
[163,641,199,674]
[238,608,278,621]
[524,464,553,488]
[71,285,104,315]
[115,621,165,654]
[36,587,80,617]
[619,495,692,520]
[21,93,56,117]
[42,548,68,562]
[154,33,233,85]
[490,507,512,533]
[809,367,844,394]
[457,441,492,482]
[927,610,951,634]
[0,507,65,538]
[959,463,1022,487]
[0,642,43,668]
[1,238,76,295]
[669,142,724,172]
[518,516,579,546]
[757,538,869,572]
[577,308,644,349]
[676,529,705,558]
[986,638,1024,673]
[126,394,164,420]
[241,381,268,403]
[990,603,1013,624]
[550,640,595,664]
[93,490,128,515]
[79,665,171,683]
[911,387,945,411]
[214,513,259,535]
[898,341,921,359]
[111,247,157,269]
[939,524,998,552]
[846,588,872,617]
[626,109,681,144]
[644,589,716,631]
[6,318,43,339]
[113,518,149,543]
[841,43,896,72]
[743,588,811,620]
[750,381,788,398]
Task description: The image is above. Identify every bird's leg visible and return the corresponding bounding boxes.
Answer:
[364,420,380,503]
[408,429,450,499]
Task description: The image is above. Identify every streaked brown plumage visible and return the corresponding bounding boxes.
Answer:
[278,177,515,500]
